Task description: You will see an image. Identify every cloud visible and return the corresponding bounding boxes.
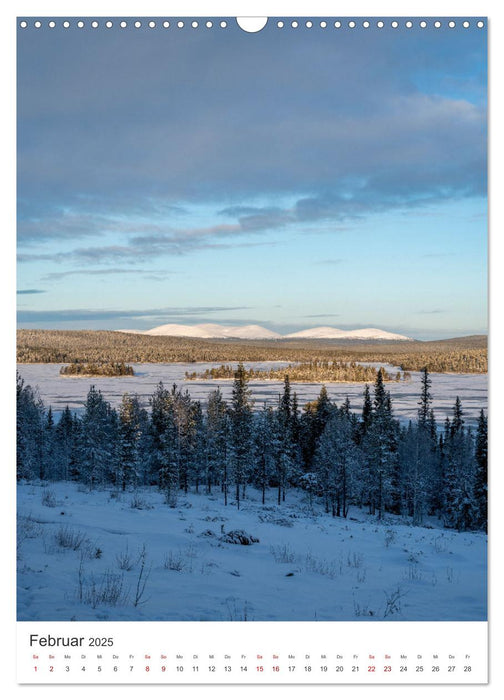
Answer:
[17,306,253,324]
[17,289,46,295]
[303,313,342,318]
[414,309,447,315]
[17,26,486,254]
[41,268,165,281]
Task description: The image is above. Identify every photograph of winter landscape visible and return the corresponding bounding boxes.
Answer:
[17,19,487,623]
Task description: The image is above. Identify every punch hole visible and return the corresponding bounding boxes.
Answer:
[20,20,27,28]
[237,17,268,33]
[377,21,384,28]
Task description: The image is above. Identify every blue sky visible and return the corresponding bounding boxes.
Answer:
[17,19,487,339]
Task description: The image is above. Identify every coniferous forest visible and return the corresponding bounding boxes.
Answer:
[17,364,487,533]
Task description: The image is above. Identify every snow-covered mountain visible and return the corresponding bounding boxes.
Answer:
[119,324,413,341]
[141,323,282,339]
[284,327,413,341]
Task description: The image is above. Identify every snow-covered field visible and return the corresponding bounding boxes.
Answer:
[17,482,487,622]
[16,362,487,426]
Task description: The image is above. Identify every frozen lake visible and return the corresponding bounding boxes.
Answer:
[17,362,487,427]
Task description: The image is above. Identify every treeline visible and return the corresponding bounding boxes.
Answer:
[17,365,487,532]
[60,362,135,377]
[17,330,487,374]
[185,361,409,383]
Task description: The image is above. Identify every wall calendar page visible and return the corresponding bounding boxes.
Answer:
[13,0,490,692]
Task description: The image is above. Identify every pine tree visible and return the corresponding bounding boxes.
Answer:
[229,363,253,509]
[314,413,359,518]
[362,370,399,518]
[474,409,488,531]
[16,372,45,480]
[205,388,229,496]
[54,405,77,481]
[118,393,143,491]
[418,367,432,428]
[79,385,115,489]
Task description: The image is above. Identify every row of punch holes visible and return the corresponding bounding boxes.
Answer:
[19,18,485,30]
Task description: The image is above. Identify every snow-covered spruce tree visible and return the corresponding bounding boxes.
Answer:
[359,384,373,443]
[78,385,116,489]
[442,397,478,530]
[299,385,335,471]
[228,363,253,509]
[473,409,488,531]
[398,421,432,525]
[42,406,57,480]
[205,388,229,498]
[361,369,399,519]
[397,367,440,525]
[273,376,301,504]
[314,411,359,518]
[252,404,276,505]
[53,405,76,480]
[148,381,171,484]
[16,371,46,480]
[188,400,206,493]
[117,393,144,491]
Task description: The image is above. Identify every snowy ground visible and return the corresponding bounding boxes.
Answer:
[17,482,487,622]
[16,362,487,426]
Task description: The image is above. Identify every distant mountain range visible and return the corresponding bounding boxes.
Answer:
[117,323,414,342]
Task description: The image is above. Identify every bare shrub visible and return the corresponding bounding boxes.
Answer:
[130,493,153,510]
[225,597,253,621]
[303,552,338,579]
[346,551,364,569]
[55,525,89,551]
[383,586,406,618]
[83,571,128,608]
[404,564,423,582]
[270,544,296,563]
[116,542,135,571]
[163,550,185,572]
[133,544,151,607]
[42,489,57,507]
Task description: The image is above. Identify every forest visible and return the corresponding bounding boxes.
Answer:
[17,330,487,374]
[17,364,487,533]
[185,361,408,383]
[60,361,135,377]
